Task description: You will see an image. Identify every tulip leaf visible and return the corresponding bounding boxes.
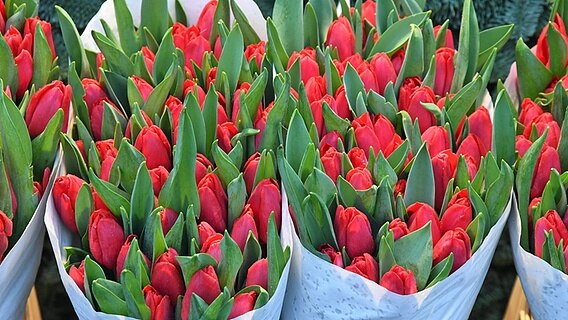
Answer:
[0,156,12,218]
[201,290,232,320]
[217,231,244,293]
[387,140,410,174]
[426,253,453,288]
[515,38,554,100]
[67,64,91,133]
[92,31,135,78]
[343,64,366,115]
[466,212,487,253]
[92,279,129,316]
[273,0,303,54]
[405,143,434,208]
[130,162,153,235]
[31,109,62,180]
[30,24,51,90]
[61,134,89,180]
[374,178,395,229]
[267,213,289,296]
[401,112,423,156]
[259,77,290,151]
[113,0,139,56]
[558,108,568,172]
[485,161,513,225]
[152,29,174,84]
[477,24,514,69]
[177,254,218,287]
[74,183,93,240]
[100,70,129,114]
[159,109,200,215]
[446,77,483,130]
[110,139,145,194]
[370,11,430,56]
[89,168,131,217]
[123,237,150,288]
[236,233,262,290]
[230,0,261,45]
[393,222,433,290]
[542,233,567,273]
[255,150,277,185]
[451,0,479,92]
[367,90,397,124]
[144,65,177,118]
[322,101,351,136]
[376,0,398,34]
[84,256,106,306]
[120,269,151,320]
[217,25,244,100]
[286,110,312,172]
[373,152,398,188]
[0,35,18,94]
[140,0,168,43]
[304,168,337,208]
[265,18,288,73]
[378,232,396,278]
[493,90,516,166]
[212,141,241,188]
[395,25,424,91]
[185,93,206,155]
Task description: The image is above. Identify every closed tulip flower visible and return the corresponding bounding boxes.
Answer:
[24,17,56,57]
[440,190,473,234]
[431,150,458,210]
[519,99,544,127]
[346,167,374,190]
[334,54,364,76]
[422,126,450,157]
[389,218,410,241]
[345,253,379,282]
[135,125,172,171]
[231,205,259,251]
[516,135,533,158]
[196,0,217,38]
[319,244,344,268]
[243,153,260,194]
[14,50,32,99]
[524,113,561,149]
[407,202,442,245]
[0,1,5,33]
[248,179,281,243]
[356,61,379,93]
[160,208,178,235]
[244,41,266,70]
[245,258,268,290]
[196,153,213,185]
[198,222,217,247]
[254,105,270,149]
[348,147,368,169]
[88,209,125,270]
[326,17,355,61]
[398,77,422,111]
[361,0,376,26]
[89,99,123,141]
[380,265,418,295]
[305,76,327,103]
[531,144,561,199]
[467,107,493,153]
[199,173,228,232]
[433,25,455,48]
[151,248,185,304]
[172,23,211,69]
[536,13,568,66]
[288,48,320,84]
[149,166,169,197]
[370,53,397,95]
[143,285,173,320]
[320,131,343,153]
[99,156,115,182]
[229,292,257,319]
[321,147,343,182]
[534,210,568,257]
[433,228,472,272]
[131,75,153,102]
[406,86,438,133]
[0,211,13,262]
[217,122,238,153]
[310,95,335,137]
[201,233,223,263]
[115,235,150,278]
[352,113,396,158]
[181,266,221,319]
[4,26,32,57]
[456,134,484,169]
[433,48,455,96]
[69,260,85,293]
[394,179,407,198]
[82,79,107,108]
[334,206,375,258]
[53,175,85,233]
[333,86,352,119]
[25,80,71,138]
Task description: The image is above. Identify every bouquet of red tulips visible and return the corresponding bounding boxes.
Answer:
[46,0,292,319]
[506,0,568,317]
[0,0,69,317]
[269,0,515,318]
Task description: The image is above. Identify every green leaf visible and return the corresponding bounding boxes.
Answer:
[92,279,129,316]
[228,175,247,230]
[404,143,434,207]
[89,169,130,218]
[547,22,568,77]
[450,0,479,92]
[130,162,153,235]
[230,0,261,45]
[515,38,554,100]
[114,0,139,56]
[466,212,487,252]
[378,233,396,278]
[237,234,262,289]
[426,253,453,288]
[393,222,433,290]
[217,231,244,293]
[343,64,366,114]
[286,110,312,172]
[492,90,516,166]
[477,24,514,69]
[92,31,135,78]
[376,0,398,34]
[273,0,304,54]
[217,25,244,99]
[30,24,52,89]
[446,77,483,130]
[212,141,241,187]
[485,162,513,225]
[141,0,169,43]
[144,65,178,117]
[31,109,62,180]
[394,25,424,91]
[304,168,337,208]
[267,213,288,295]
[121,270,151,320]
[84,256,106,306]
[558,108,568,172]
[369,11,430,56]
[152,30,175,84]
[177,254,218,287]
[259,77,290,151]
[110,139,145,194]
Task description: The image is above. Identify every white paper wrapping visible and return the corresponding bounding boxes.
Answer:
[0,154,61,319]
[508,196,568,320]
[80,0,267,52]
[281,189,512,320]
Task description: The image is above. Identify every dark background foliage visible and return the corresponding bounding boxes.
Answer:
[35,0,546,318]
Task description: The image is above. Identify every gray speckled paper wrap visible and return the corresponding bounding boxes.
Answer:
[281,191,512,320]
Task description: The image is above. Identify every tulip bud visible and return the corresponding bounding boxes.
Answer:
[519,99,544,127]
[82,79,108,108]
[389,218,410,241]
[421,126,450,157]
[534,210,568,257]
[172,23,211,69]
[217,122,238,153]
[15,50,33,99]
[149,166,169,197]
[433,25,455,48]
[326,17,355,61]
[198,173,228,232]
[198,222,217,247]
[181,266,221,319]
[407,202,442,245]
[197,0,218,39]
[0,2,6,33]
[361,0,376,26]
[69,260,85,293]
[394,179,407,198]
[321,147,343,182]
[254,105,270,150]
[135,125,172,171]
[433,228,472,272]
[131,76,153,103]
[95,140,118,160]
[531,144,561,199]
[398,77,422,111]
[232,83,263,123]
[231,205,259,251]
[288,48,320,84]
[24,17,56,57]
[406,86,438,133]
[25,80,71,138]
[334,206,375,258]
[4,26,32,57]
[467,107,493,153]
[151,248,185,304]
[160,208,178,235]
[516,135,533,158]
[440,190,473,234]
[305,76,327,103]
[433,48,455,96]
[140,46,156,74]
[356,61,379,93]
[333,86,352,119]
[245,258,269,290]
[319,244,344,268]
[380,265,418,295]
[115,235,150,278]
[536,13,568,66]
[99,156,115,182]
[346,167,374,190]
[193,154,212,186]
[229,292,257,319]
[523,113,561,149]
[201,233,223,263]
[53,175,85,233]
[310,95,335,137]
[432,150,458,210]
[320,131,343,153]
[245,41,266,70]
[334,54,364,76]
[345,253,379,282]
[143,285,174,320]
[348,147,368,169]
[352,113,396,158]
[248,179,281,243]
[370,53,397,95]
[243,153,260,194]
[88,209,125,270]
[0,211,13,262]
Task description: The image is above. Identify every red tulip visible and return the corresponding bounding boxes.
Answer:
[516,135,533,158]
[198,173,228,232]
[25,80,71,138]
[440,189,473,234]
[422,126,450,157]
[245,41,266,70]
[160,208,178,235]
[433,48,455,96]
[333,86,352,119]
[348,147,368,169]
[180,266,221,319]
[217,122,238,153]
[4,26,32,57]
[192,154,212,185]
[245,258,268,290]
[254,105,270,150]
[456,134,484,169]
[406,86,438,133]
[198,222,217,247]
[24,17,56,57]
[310,95,335,137]
[141,46,156,74]
[334,54,364,76]
[524,113,561,149]
[99,156,115,182]
[334,206,375,258]
[319,244,344,268]
[0,211,13,262]
[151,248,185,304]
[94,140,118,160]
[201,233,223,263]
[231,205,259,251]
[433,25,455,48]
[345,253,379,282]
[53,175,85,233]
[361,0,376,26]
[14,50,33,99]
[467,106,493,153]
[88,209,125,270]
[370,53,397,95]
[326,17,355,61]
[143,285,173,320]
[407,202,442,245]
[519,99,544,127]
[534,210,568,258]
[243,153,260,194]
[433,228,472,272]
[232,82,263,123]
[196,0,218,39]
[229,292,257,319]
[321,147,343,182]
[288,48,320,84]
[248,179,281,243]
[389,218,410,241]
[320,131,343,153]
[149,166,169,197]
[346,167,374,190]
[536,13,568,66]
[380,265,418,295]
[431,150,458,210]
[398,77,422,111]
[172,23,211,69]
[0,1,6,33]
[356,61,379,93]
[352,113,397,158]
[69,260,85,293]
[394,179,407,198]
[131,75,153,103]
[115,235,150,278]
[135,125,172,170]
[531,144,561,199]
[305,76,327,103]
